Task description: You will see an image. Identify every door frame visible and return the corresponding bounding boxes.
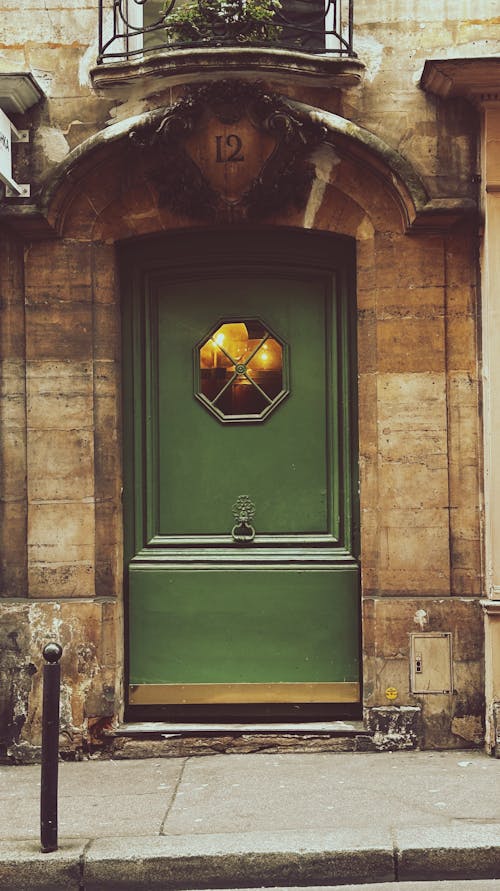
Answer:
[120,227,361,721]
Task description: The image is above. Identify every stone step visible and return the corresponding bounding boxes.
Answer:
[103,721,376,757]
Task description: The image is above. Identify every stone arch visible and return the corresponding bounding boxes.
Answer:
[39,100,431,242]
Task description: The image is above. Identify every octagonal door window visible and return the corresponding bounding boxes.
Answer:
[196,318,289,422]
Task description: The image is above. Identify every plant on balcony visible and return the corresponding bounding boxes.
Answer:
[163,0,282,44]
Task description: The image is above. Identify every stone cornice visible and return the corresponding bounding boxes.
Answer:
[0,72,44,114]
[90,47,365,99]
[480,599,500,615]
[420,57,500,104]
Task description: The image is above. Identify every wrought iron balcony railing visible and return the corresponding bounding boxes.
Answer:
[97,0,354,62]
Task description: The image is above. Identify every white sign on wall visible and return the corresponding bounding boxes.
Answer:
[0,107,29,197]
[0,108,13,183]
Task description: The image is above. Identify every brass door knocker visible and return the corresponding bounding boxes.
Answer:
[231,495,256,542]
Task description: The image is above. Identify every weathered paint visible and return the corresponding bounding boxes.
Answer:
[0,0,496,758]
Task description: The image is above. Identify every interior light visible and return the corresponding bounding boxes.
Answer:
[197,318,286,421]
[249,338,281,371]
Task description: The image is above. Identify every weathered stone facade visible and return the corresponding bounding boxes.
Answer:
[0,0,499,758]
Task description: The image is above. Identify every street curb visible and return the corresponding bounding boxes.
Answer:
[396,825,500,882]
[1,829,499,890]
[0,839,85,891]
[85,831,395,891]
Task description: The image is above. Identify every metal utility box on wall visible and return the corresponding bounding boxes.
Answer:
[409,632,453,694]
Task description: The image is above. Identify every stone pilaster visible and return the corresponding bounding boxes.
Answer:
[421,60,500,753]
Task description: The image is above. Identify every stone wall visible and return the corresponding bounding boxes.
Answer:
[0,0,497,756]
[0,227,123,757]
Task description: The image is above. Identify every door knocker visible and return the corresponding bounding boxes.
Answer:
[231,495,256,543]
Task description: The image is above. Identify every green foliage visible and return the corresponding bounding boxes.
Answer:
[164,0,282,43]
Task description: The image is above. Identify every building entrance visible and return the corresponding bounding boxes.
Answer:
[121,230,360,717]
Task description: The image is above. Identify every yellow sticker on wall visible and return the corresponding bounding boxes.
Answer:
[385,687,398,701]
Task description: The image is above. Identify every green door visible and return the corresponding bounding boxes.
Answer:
[122,230,360,715]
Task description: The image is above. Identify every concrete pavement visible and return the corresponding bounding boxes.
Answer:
[0,749,499,889]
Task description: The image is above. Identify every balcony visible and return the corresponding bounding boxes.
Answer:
[92,0,362,96]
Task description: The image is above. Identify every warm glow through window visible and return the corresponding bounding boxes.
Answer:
[195,318,289,423]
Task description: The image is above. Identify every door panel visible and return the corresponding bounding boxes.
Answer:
[157,274,333,537]
[122,231,360,714]
[129,566,360,702]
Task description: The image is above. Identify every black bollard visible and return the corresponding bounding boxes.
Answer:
[40,642,63,853]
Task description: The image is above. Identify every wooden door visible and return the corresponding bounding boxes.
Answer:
[121,230,360,716]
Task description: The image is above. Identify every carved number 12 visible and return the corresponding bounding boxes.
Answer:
[215,134,244,163]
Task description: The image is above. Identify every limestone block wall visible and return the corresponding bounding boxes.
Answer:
[0,226,122,757]
[0,0,495,755]
[0,231,26,597]
[22,238,122,600]
[355,222,483,749]
[0,131,484,754]
[350,0,496,197]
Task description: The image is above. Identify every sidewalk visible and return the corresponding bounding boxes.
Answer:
[0,749,499,890]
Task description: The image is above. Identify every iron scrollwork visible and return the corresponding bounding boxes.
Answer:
[97,0,354,63]
[130,79,328,221]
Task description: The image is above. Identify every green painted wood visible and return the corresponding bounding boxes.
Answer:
[121,229,360,705]
[129,567,359,684]
[156,273,332,536]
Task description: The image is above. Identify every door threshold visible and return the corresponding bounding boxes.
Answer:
[109,720,368,737]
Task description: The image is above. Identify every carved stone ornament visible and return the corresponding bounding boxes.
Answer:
[130,80,328,221]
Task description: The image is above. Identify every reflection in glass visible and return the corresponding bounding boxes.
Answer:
[198,319,285,419]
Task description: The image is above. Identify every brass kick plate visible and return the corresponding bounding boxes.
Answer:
[129,682,360,705]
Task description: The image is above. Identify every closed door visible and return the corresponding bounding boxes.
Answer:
[122,231,360,714]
